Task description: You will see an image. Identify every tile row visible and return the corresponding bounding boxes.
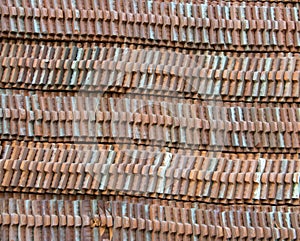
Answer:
[109,201,300,241]
[108,201,300,241]
[0,92,299,151]
[2,140,298,163]
[1,0,298,10]
[1,41,300,102]
[2,2,300,51]
[0,197,112,241]
[1,195,300,240]
[0,141,299,205]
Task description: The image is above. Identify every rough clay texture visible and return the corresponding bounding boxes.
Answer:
[0,0,300,240]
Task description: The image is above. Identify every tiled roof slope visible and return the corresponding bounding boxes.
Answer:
[0,0,299,240]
